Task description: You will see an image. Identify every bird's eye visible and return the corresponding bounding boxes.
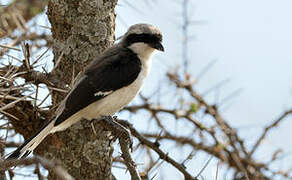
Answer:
[126,33,162,46]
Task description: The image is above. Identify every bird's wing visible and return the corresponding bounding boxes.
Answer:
[54,47,141,126]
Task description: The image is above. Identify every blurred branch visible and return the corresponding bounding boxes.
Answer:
[0,0,47,38]
[249,109,292,157]
[1,156,74,180]
[3,142,21,148]
[167,72,249,158]
[181,0,190,74]
[0,60,66,91]
[0,33,52,58]
[142,133,225,161]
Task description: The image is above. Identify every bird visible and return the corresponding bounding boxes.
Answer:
[6,23,164,159]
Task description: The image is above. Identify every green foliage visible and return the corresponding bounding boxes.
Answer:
[189,103,198,113]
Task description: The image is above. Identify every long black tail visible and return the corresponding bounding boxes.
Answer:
[6,120,55,159]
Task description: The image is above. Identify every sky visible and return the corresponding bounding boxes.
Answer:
[1,0,292,179]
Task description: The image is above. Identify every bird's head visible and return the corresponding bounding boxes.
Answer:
[122,24,164,56]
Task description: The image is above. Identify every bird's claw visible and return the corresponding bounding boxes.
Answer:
[99,115,133,151]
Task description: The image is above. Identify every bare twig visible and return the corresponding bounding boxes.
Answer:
[195,156,213,178]
[249,109,292,157]
[0,44,21,51]
[0,94,32,111]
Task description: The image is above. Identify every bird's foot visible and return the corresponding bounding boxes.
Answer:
[92,116,133,151]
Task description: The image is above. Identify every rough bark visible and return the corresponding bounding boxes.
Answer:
[39,0,118,179]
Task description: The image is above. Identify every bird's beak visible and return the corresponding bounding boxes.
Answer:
[151,42,164,52]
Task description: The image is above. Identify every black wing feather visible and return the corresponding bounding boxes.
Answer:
[54,47,141,126]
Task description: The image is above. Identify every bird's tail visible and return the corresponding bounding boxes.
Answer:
[6,119,55,159]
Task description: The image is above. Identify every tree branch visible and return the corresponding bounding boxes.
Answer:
[94,116,141,180]
[117,120,198,180]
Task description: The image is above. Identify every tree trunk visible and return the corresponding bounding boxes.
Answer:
[41,0,118,179]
